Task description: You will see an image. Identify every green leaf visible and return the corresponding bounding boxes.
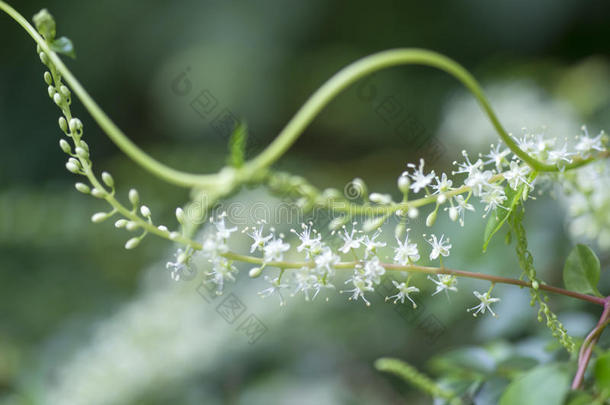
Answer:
[563,244,602,297]
[595,351,610,393]
[499,363,570,405]
[33,9,56,41]
[483,183,523,252]
[50,37,76,59]
[565,391,595,405]
[227,122,247,168]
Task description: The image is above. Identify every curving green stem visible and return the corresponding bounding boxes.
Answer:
[1,1,597,194]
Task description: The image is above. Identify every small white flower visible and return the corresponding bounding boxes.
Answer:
[166,249,191,281]
[338,225,363,254]
[547,143,573,165]
[342,274,374,306]
[426,234,451,260]
[503,161,531,190]
[393,231,420,265]
[291,222,322,257]
[386,280,420,308]
[453,150,483,177]
[408,159,435,193]
[263,237,290,263]
[363,256,386,284]
[450,195,475,226]
[431,172,453,195]
[247,223,272,253]
[467,290,500,317]
[485,143,510,172]
[206,257,238,294]
[480,184,507,216]
[314,247,340,275]
[575,127,605,157]
[212,214,237,240]
[362,230,386,258]
[259,275,290,306]
[292,267,323,301]
[428,274,458,296]
[464,167,494,197]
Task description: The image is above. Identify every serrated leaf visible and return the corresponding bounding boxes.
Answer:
[50,37,76,59]
[482,183,522,252]
[563,244,601,297]
[499,363,570,405]
[227,122,247,168]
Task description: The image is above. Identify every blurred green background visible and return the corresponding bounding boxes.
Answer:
[1,1,610,404]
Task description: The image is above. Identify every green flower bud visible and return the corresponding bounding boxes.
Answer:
[69,118,82,133]
[58,116,68,132]
[53,92,62,106]
[329,215,349,231]
[91,188,106,198]
[140,205,151,217]
[394,222,406,240]
[124,237,140,250]
[75,147,88,159]
[157,225,169,233]
[60,85,71,97]
[59,138,71,154]
[44,71,53,85]
[65,161,79,173]
[175,207,185,224]
[91,212,109,223]
[39,52,49,65]
[114,219,128,228]
[249,267,263,278]
[128,189,139,206]
[74,182,90,194]
[169,232,180,240]
[407,207,419,219]
[47,86,55,99]
[101,172,114,188]
[125,221,138,231]
[426,210,437,227]
[398,175,410,194]
[363,216,386,232]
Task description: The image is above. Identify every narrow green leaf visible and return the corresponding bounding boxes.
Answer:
[563,244,602,297]
[499,363,570,405]
[483,184,522,252]
[50,37,76,59]
[227,122,247,168]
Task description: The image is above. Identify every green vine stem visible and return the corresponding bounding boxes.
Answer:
[0,1,600,198]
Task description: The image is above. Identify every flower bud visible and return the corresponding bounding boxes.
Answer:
[91,188,106,198]
[249,267,263,278]
[369,193,392,205]
[363,216,386,232]
[75,182,90,194]
[75,147,88,159]
[140,205,151,217]
[65,161,79,173]
[125,237,140,250]
[394,222,406,240]
[101,172,114,188]
[128,189,139,206]
[44,71,53,85]
[157,225,169,232]
[175,207,185,224]
[329,215,350,231]
[47,86,55,99]
[39,52,48,65]
[60,85,71,97]
[398,175,410,194]
[125,221,138,231]
[58,116,68,132]
[114,219,128,228]
[169,232,180,240]
[426,210,437,227]
[69,118,82,133]
[59,138,71,154]
[437,193,447,204]
[91,212,109,223]
[448,206,458,222]
[407,207,419,219]
[53,92,62,106]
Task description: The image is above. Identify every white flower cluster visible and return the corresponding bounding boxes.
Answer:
[200,213,238,294]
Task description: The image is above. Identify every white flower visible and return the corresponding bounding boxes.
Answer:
[363,256,386,284]
[314,247,340,274]
[426,234,451,260]
[431,172,453,195]
[450,195,475,226]
[485,143,510,172]
[342,274,374,306]
[212,214,237,240]
[263,237,290,263]
[291,222,322,257]
[338,225,363,254]
[547,143,573,165]
[480,184,507,216]
[206,257,238,294]
[464,167,493,196]
[386,280,420,308]
[575,127,605,157]
[166,249,191,281]
[258,275,290,306]
[503,161,530,190]
[292,267,323,301]
[408,159,435,193]
[428,274,458,296]
[247,223,272,253]
[453,150,483,177]
[362,230,386,258]
[467,290,500,317]
[393,231,420,265]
